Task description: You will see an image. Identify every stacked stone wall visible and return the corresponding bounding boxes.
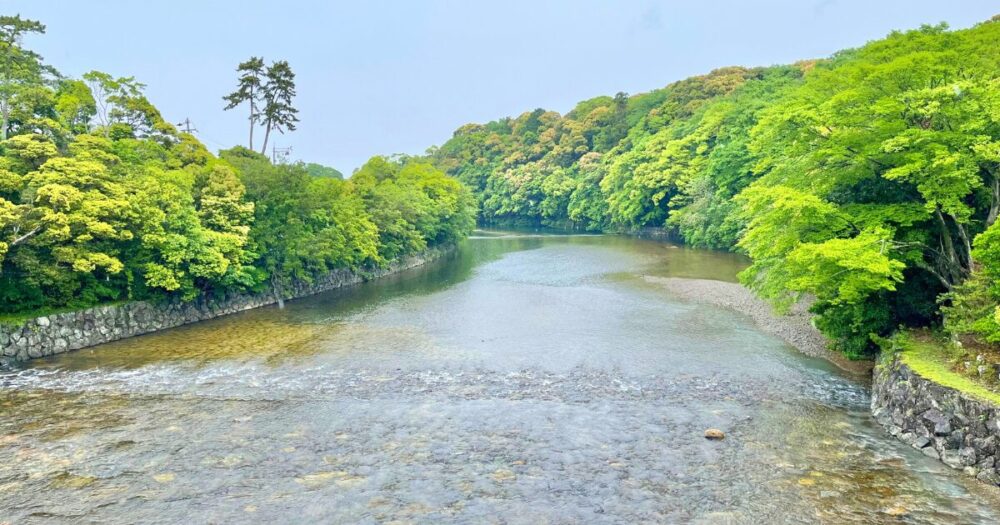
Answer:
[873,355,1000,486]
[0,246,451,363]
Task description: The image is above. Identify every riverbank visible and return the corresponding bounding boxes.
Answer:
[648,274,1000,489]
[0,245,454,364]
[646,276,873,376]
[3,232,996,522]
[873,336,1000,488]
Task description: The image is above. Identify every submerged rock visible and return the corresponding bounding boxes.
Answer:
[704,429,725,440]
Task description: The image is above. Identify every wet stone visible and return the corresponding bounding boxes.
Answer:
[2,248,452,362]
[921,409,952,436]
[977,469,1000,486]
[874,354,1000,491]
[959,447,978,467]
[946,430,965,450]
[906,434,931,449]
[704,429,725,440]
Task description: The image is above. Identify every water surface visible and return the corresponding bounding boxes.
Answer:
[1,232,998,523]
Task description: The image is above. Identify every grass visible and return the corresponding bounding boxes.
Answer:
[895,331,1000,406]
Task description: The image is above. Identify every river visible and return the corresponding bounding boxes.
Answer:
[1,231,998,523]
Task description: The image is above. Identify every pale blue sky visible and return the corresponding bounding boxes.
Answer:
[5,1,999,172]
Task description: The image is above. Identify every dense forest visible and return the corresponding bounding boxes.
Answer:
[429,18,1000,357]
[5,13,1000,361]
[0,16,475,317]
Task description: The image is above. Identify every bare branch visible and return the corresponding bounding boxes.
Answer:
[9,225,41,247]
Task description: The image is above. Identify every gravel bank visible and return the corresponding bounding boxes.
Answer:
[647,276,873,376]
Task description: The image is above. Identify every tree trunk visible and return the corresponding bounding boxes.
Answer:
[952,214,973,272]
[934,207,962,284]
[249,109,255,150]
[260,121,272,157]
[916,260,953,291]
[987,172,1000,228]
[248,87,255,150]
[0,102,8,141]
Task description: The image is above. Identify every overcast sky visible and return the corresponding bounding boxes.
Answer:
[6,1,998,172]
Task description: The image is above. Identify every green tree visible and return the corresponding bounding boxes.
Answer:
[303,162,343,179]
[222,56,265,150]
[220,147,380,305]
[0,15,47,141]
[734,21,1000,354]
[944,221,1000,344]
[259,60,298,155]
[353,156,475,260]
[83,71,169,139]
[424,17,1000,355]
[54,79,97,135]
[0,18,478,317]
[0,134,132,308]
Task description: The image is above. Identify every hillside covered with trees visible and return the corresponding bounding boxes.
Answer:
[0,16,475,317]
[429,18,1000,357]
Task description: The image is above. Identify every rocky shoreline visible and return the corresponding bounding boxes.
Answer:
[873,355,1000,488]
[648,275,1000,489]
[646,276,872,376]
[0,245,454,364]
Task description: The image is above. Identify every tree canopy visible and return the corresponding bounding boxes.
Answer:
[303,162,343,179]
[428,17,1000,357]
[223,57,299,155]
[0,19,475,316]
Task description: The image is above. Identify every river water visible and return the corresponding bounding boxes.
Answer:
[1,231,998,523]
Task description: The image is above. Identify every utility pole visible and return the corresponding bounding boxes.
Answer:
[272,145,293,164]
[176,118,198,134]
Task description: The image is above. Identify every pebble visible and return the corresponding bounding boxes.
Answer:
[704,429,725,440]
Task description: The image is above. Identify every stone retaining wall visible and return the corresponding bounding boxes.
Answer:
[0,246,452,363]
[872,354,1000,487]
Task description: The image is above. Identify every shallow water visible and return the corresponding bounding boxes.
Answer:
[1,231,998,523]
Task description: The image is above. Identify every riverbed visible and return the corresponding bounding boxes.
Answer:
[1,231,998,523]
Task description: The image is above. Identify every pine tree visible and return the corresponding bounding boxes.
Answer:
[222,56,265,150]
[259,60,298,155]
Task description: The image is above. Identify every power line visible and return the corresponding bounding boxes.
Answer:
[176,118,198,134]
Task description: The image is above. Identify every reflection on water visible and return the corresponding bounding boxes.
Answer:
[1,231,998,523]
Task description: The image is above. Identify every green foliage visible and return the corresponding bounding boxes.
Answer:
[430,65,801,234]
[257,60,298,155]
[221,147,376,291]
[83,71,170,140]
[0,21,476,315]
[223,56,265,151]
[813,296,895,359]
[8,11,1000,361]
[223,57,299,155]
[351,156,476,261]
[0,15,49,142]
[55,80,97,135]
[943,221,1000,343]
[303,162,343,179]
[737,21,1000,354]
[428,17,1000,356]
